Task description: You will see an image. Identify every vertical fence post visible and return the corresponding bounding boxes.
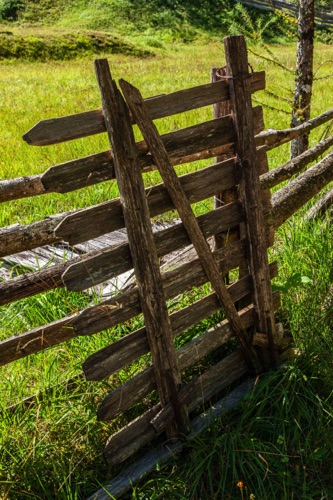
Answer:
[94,59,190,438]
[224,35,277,369]
[211,66,249,286]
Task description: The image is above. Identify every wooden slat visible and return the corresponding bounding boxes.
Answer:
[0,203,243,306]
[84,263,278,382]
[41,106,262,195]
[54,141,266,250]
[121,78,261,373]
[0,232,127,306]
[224,35,277,369]
[62,202,243,292]
[55,157,238,245]
[73,239,247,337]
[102,350,249,465]
[42,151,114,193]
[0,108,264,260]
[93,277,280,423]
[23,72,265,147]
[98,306,255,422]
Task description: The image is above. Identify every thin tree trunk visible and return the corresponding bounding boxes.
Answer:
[290,0,315,159]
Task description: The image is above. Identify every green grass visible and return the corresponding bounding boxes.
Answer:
[1,37,333,498]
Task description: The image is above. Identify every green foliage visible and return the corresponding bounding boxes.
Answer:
[0,0,24,20]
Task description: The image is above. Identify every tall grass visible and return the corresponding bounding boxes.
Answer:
[1,40,333,498]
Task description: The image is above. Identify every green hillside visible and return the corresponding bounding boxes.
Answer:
[0,0,293,60]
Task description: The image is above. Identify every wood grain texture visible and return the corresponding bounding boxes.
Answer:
[0,214,69,259]
[55,157,238,245]
[120,77,261,374]
[272,150,333,228]
[224,35,277,369]
[0,175,45,203]
[83,264,278,382]
[73,238,247,337]
[102,350,249,465]
[62,202,243,292]
[40,105,262,196]
[260,134,333,189]
[95,59,189,435]
[23,72,264,146]
[42,151,114,193]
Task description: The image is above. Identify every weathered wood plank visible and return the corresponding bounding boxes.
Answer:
[92,281,280,423]
[23,109,106,146]
[260,134,333,190]
[0,108,263,259]
[55,157,238,245]
[0,214,69,259]
[224,35,276,369]
[0,231,128,306]
[120,78,261,374]
[0,315,76,366]
[0,175,45,203]
[23,72,265,147]
[102,350,249,465]
[62,202,243,292]
[272,150,333,228]
[0,203,243,306]
[41,105,263,195]
[42,151,114,193]
[95,59,189,435]
[0,242,278,369]
[73,238,247,337]
[39,120,234,193]
[83,264,278,382]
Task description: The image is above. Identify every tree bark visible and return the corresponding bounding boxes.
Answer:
[290,0,315,158]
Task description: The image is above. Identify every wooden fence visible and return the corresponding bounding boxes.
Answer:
[236,0,333,27]
[2,34,333,476]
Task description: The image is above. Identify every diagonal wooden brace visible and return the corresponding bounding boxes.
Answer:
[120,78,262,375]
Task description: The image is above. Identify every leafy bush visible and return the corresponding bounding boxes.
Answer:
[0,0,24,20]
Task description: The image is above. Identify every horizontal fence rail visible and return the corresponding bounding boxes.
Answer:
[235,0,333,27]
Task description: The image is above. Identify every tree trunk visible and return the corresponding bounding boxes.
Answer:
[290,0,315,159]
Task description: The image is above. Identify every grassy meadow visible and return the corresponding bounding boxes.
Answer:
[1,35,333,499]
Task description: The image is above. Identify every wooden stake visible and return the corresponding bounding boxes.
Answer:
[95,59,190,437]
[120,79,261,375]
[224,35,277,369]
